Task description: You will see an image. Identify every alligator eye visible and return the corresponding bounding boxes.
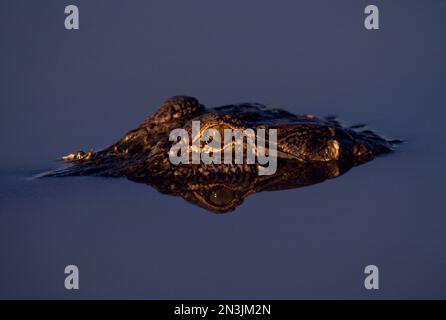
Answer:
[201,123,236,137]
[213,124,233,134]
[209,187,235,206]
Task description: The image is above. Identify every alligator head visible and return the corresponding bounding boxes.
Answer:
[41,96,399,213]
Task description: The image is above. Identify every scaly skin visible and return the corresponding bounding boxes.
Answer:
[42,96,399,213]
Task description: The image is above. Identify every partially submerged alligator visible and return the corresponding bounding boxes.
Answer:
[41,96,399,213]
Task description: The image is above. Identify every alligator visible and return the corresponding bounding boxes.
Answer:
[41,96,399,213]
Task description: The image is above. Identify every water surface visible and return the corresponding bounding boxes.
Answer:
[1,0,445,298]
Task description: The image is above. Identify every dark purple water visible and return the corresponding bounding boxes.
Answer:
[1,0,445,298]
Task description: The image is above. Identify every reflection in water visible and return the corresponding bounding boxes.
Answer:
[152,159,350,213]
[40,158,357,213]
